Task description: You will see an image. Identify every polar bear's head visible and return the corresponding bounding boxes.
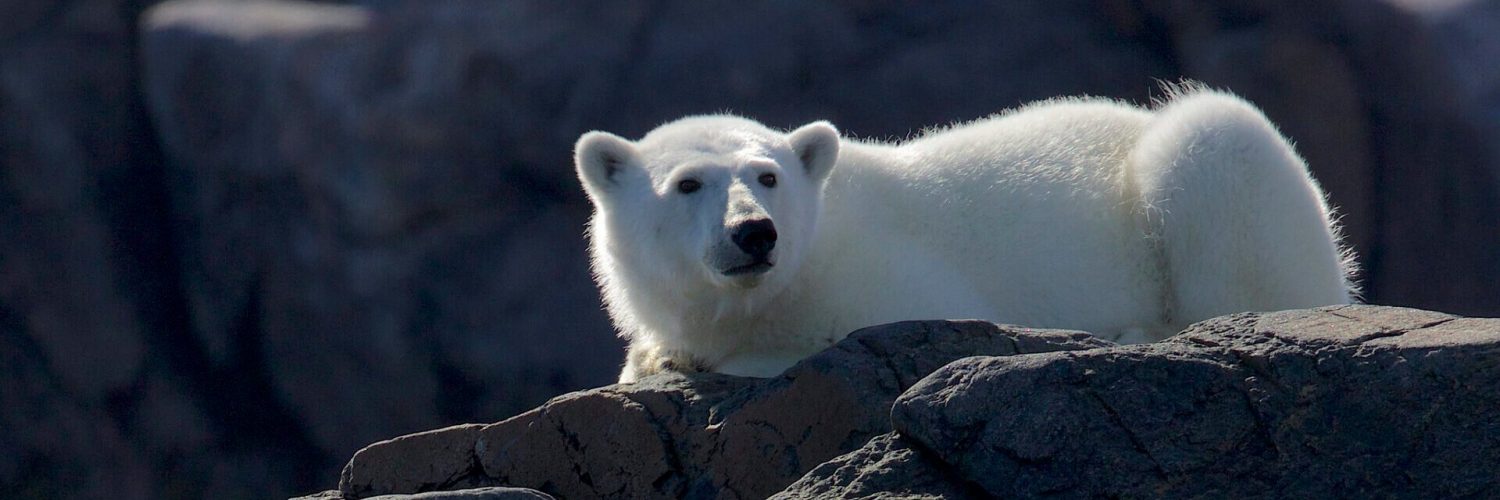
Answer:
[574,116,839,320]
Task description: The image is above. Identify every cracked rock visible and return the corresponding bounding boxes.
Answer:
[769,433,982,499]
[336,320,1108,499]
[878,306,1500,498]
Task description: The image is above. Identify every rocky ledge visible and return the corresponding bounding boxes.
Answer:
[296,306,1499,499]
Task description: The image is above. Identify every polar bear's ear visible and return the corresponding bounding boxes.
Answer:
[788,121,840,182]
[575,131,642,202]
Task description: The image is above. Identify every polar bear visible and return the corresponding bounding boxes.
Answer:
[575,86,1355,383]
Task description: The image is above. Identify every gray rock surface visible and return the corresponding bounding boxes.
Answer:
[295,486,556,500]
[365,488,557,500]
[337,321,1109,499]
[769,433,981,500]
[778,306,1499,498]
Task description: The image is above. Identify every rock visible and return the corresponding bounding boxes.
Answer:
[364,488,557,500]
[769,433,982,500]
[141,0,626,478]
[881,306,1500,497]
[294,486,555,500]
[339,424,493,496]
[0,0,267,498]
[0,313,152,500]
[337,321,1109,499]
[1389,0,1500,147]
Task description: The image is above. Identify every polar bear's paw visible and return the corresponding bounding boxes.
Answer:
[618,343,711,384]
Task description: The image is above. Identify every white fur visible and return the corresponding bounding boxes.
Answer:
[575,86,1355,383]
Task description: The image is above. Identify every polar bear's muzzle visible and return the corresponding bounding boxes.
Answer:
[720,218,777,277]
[731,218,777,259]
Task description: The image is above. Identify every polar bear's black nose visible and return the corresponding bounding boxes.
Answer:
[732,218,777,258]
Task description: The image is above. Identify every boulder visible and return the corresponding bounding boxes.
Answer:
[364,488,556,500]
[336,321,1110,499]
[781,306,1500,497]
[769,433,982,500]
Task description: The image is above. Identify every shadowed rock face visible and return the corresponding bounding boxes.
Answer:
[0,0,290,497]
[333,321,1110,499]
[141,0,626,467]
[786,306,1500,498]
[769,433,984,500]
[301,487,557,500]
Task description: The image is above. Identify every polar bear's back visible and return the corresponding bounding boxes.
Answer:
[903,98,1152,184]
[807,98,1167,335]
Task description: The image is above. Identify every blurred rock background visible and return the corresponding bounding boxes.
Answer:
[0,0,1496,498]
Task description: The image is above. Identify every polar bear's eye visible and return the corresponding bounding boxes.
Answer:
[758,173,777,188]
[677,179,702,194]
